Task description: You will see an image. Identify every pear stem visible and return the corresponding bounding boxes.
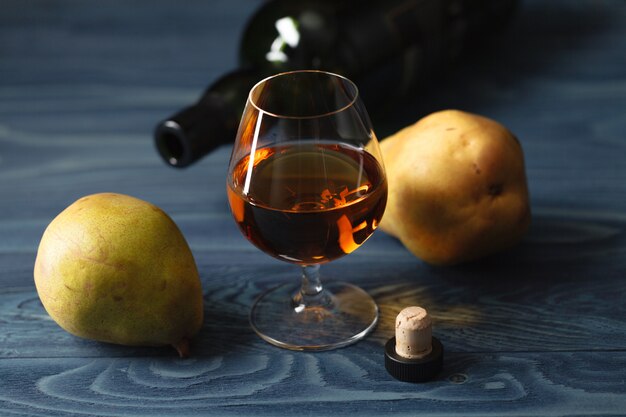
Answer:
[173,338,190,358]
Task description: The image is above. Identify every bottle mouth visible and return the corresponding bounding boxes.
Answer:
[248,70,359,119]
[155,120,190,167]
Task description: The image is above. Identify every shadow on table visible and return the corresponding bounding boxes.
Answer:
[433,208,624,283]
[370,209,625,355]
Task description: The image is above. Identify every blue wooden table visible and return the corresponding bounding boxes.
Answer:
[1,1,625,415]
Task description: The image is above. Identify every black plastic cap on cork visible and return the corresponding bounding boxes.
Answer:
[385,336,443,383]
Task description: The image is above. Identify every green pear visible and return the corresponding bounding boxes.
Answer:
[34,193,203,357]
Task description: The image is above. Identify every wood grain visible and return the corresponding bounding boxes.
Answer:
[1,0,625,415]
[1,352,625,416]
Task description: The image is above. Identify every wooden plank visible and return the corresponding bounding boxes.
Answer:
[1,352,625,416]
[2,225,625,358]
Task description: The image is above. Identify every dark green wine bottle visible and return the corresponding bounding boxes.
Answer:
[240,0,517,105]
[154,0,517,168]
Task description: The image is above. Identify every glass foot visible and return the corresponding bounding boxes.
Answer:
[250,281,378,351]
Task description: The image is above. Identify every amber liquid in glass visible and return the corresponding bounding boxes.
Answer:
[227,143,387,265]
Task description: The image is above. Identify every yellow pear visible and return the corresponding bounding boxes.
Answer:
[380,110,530,265]
[34,193,203,357]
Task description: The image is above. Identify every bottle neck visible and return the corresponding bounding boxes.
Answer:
[154,68,260,168]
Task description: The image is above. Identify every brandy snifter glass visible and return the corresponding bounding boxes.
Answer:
[226,70,387,350]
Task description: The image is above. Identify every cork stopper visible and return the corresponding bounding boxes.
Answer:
[385,306,443,383]
[395,306,432,359]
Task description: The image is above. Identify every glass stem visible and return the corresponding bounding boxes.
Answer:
[301,265,323,296]
[293,265,332,311]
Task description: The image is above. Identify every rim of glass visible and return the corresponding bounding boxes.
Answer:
[248,70,360,120]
